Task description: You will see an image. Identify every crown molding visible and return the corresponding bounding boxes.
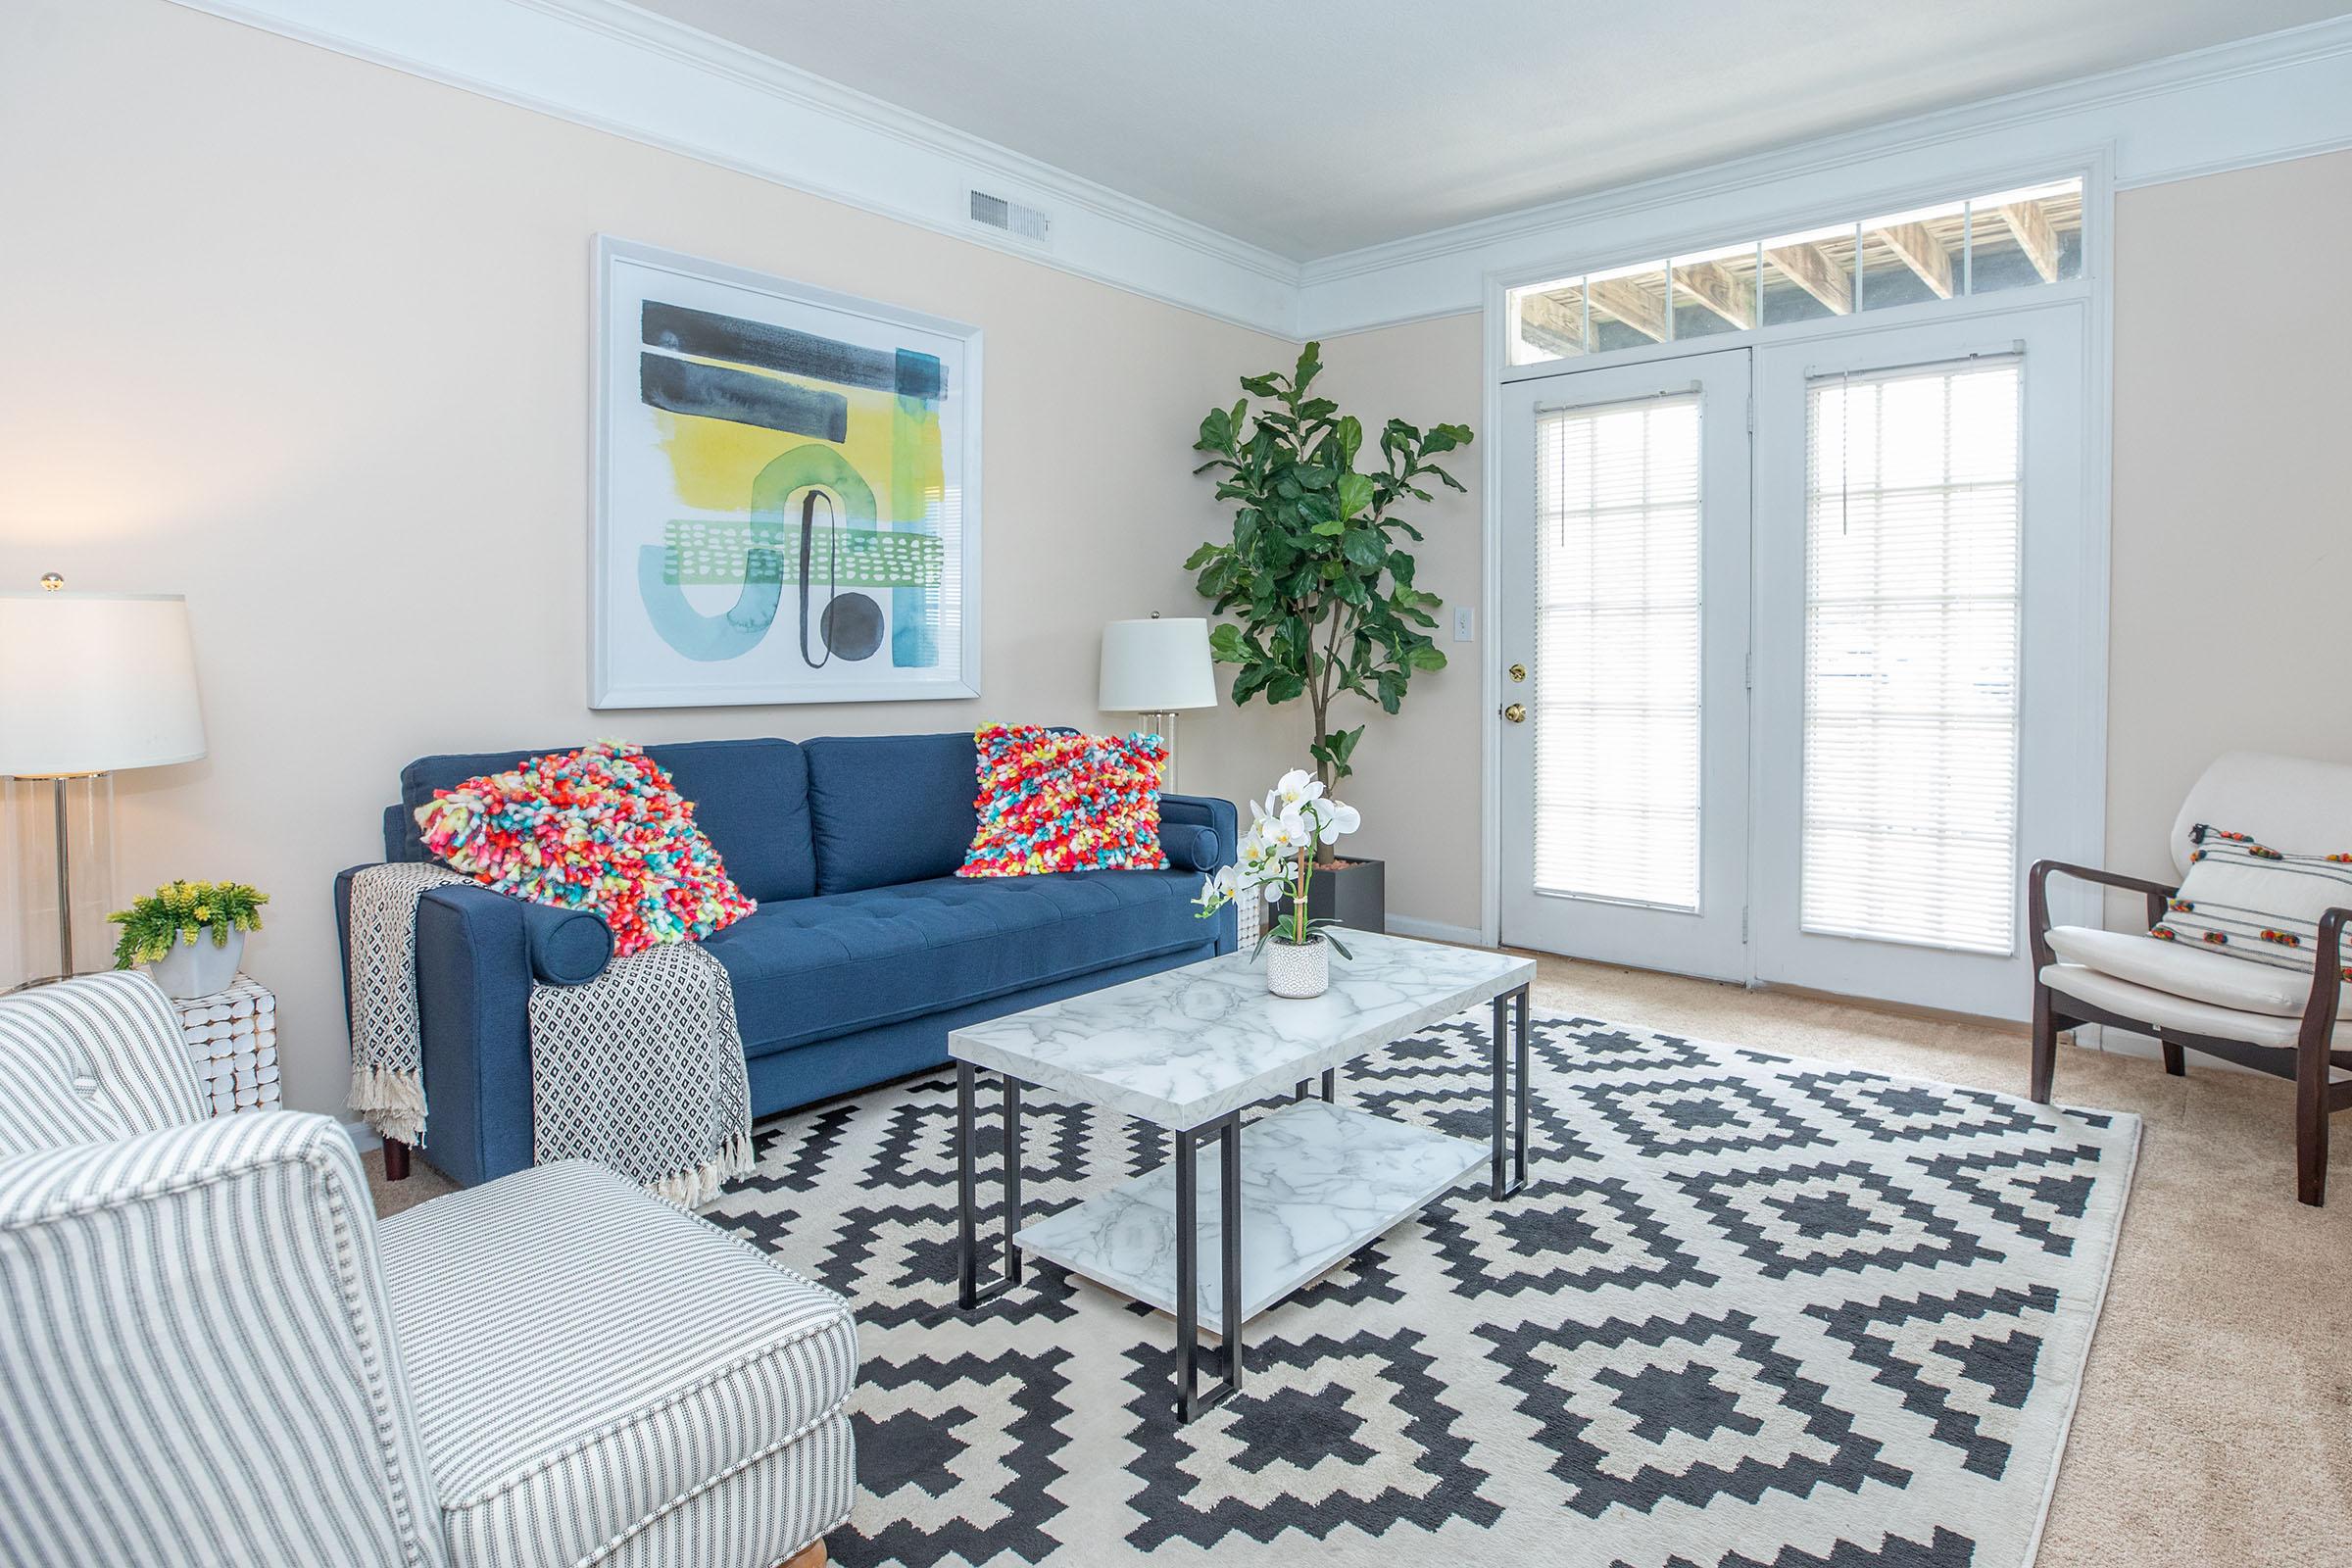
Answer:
[1298,12,2352,337]
[159,1,2352,343]
[165,0,1304,336]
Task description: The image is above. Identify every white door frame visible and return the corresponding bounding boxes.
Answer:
[1475,165,2112,990]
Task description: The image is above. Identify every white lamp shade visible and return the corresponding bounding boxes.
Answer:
[1099,617,1216,711]
[0,591,207,776]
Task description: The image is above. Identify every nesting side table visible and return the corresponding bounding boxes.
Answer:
[169,972,282,1115]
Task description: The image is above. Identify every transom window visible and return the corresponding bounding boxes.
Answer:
[1506,178,2082,368]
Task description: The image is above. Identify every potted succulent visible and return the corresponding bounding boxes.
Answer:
[1195,770,1360,998]
[1187,341,1472,933]
[110,880,269,1000]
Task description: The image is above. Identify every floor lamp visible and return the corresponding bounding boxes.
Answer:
[1099,614,1216,792]
[0,578,207,990]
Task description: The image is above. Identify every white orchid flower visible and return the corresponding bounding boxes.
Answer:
[1317,799,1361,843]
[1271,769,1325,811]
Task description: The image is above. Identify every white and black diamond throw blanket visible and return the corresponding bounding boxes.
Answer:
[345,863,752,1204]
[707,1010,2138,1568]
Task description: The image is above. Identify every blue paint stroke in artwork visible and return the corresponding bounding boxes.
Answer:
[637,545,784,661]
[890,346,947,670]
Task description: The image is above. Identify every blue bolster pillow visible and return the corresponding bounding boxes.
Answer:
[522,904,613,986]
[1160,822,1222,873]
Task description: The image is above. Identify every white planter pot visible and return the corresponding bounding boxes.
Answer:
[148,926,244,1001]
[1264,933,1330,999]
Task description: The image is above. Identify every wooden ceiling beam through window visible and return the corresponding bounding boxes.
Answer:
[1588,276,1668,341]
[1672,259,1756,329]
[1764,243,1853,315]
[1873,220,1955,299]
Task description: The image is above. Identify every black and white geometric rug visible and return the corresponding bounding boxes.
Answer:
[707,1010,2137,1568]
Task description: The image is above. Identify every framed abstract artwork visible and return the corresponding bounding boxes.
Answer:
[591,237,983,707]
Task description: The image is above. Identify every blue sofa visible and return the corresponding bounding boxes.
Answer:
[335,731,1238,1187]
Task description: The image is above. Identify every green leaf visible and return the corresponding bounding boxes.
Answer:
[1340,526,1386,567]
[1207,622,1247,662]
[1239,372,1284,398]
[1182,541,1221,570]
[1407,643,1448,671]
[1335,472,1376,520]
[1292,340,1323,394]
[1265,670,1305,704]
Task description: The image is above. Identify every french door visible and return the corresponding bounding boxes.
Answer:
[1496,351,1752,981]
[1499,304,2096,1020]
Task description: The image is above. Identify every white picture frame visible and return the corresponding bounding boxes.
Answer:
[590,235,983,708]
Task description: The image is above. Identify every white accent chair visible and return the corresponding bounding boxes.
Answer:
[2030,751,2352,1205]
[0,972,855,1568]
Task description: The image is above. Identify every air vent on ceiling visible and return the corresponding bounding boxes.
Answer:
[968,188,1052,247]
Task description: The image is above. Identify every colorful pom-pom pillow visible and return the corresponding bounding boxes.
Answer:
[2150,823,2352,987]
[958,724,1168,878]
[415,741,756,956]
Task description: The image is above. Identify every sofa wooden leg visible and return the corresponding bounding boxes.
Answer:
[2029,984,2057,1104]
[382,1139,412,1182]
[777,1542,826,1568]
[2161,1038,2185,1077]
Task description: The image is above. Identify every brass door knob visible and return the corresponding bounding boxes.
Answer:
[1507,662,1527,683]
[1502,703,1528,724]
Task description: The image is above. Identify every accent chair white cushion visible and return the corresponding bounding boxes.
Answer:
[2040,961,2352,1070]
[2045,925,2350,1018]
[377,1159,857,1568]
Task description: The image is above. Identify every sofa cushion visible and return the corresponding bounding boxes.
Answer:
[803,732,980,895]
[706,869,1207,1054]
[958,723,1168,877]
[2046,925,2349,1018]
[400,738,815,904]
[377,1159,857,1568]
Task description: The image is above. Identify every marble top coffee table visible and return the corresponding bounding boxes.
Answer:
[949,929,1535,1422]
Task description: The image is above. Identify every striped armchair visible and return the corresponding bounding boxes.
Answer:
[0,973,856,1568]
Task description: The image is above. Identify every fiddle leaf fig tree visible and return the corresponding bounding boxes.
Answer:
[1186,340,1472,832]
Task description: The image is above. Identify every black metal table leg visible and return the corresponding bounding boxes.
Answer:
[1492,989,1530,1200]
[1173,1111,1246,1423]
[1175,1125,1201,1420]
[1513,984,1531,1192]
[956,1059,1021,1309]
[1320,1067,1337,1102]
[1293,1079,1309,1102]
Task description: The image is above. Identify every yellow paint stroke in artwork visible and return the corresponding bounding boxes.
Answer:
[653,359,929,517]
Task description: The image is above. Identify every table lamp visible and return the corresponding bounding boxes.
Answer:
[0,576,207,988]
[1098,614,1215,791]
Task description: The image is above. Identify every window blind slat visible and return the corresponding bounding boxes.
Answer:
[1534,395,1704,910]
[1801,358,2023,953]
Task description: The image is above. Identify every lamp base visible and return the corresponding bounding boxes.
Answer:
[1139,710,1181,792]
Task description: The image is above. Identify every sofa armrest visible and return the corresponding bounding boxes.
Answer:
[1159,793,1240,956]
[0,1114,445,1565]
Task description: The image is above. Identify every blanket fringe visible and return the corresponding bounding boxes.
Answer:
[647,1129,756,1209]
[349,1064,427,1146]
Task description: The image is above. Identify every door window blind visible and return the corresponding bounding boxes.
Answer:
[1533,393,1703,909]
[1801,356,2022,953]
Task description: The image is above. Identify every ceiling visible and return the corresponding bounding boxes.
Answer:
[624,0,2346,260]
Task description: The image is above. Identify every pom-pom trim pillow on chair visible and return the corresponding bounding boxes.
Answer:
[2150,823,2352,986]
[415,741,756,956]
[958,723,1168,877]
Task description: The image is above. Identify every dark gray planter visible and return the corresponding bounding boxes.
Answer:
[1283,857,1385,935]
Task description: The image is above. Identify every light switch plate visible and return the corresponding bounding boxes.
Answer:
[1453,607,1475,642]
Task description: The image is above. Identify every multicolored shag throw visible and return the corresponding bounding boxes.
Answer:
[344,861,752,1205]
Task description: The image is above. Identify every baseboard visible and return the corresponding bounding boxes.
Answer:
[1384,914,1488,947]
[339,1116,383,1152]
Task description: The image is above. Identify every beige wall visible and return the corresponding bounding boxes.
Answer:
[0,0,1288,1116]
[2105,150,2352,887]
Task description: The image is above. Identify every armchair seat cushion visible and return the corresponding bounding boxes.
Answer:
[2041,961,2352,1066]
[706,869,1206,1057]
[377,1160,856,1568]
[2045,924,2350,1017]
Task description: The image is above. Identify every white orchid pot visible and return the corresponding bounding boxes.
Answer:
[148,926,243,1001]
[1264,933,1330,1000]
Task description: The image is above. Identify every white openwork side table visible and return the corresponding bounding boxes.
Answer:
[169,972,282,1116]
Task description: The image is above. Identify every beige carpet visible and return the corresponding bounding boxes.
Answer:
[365,951,2352,1567]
